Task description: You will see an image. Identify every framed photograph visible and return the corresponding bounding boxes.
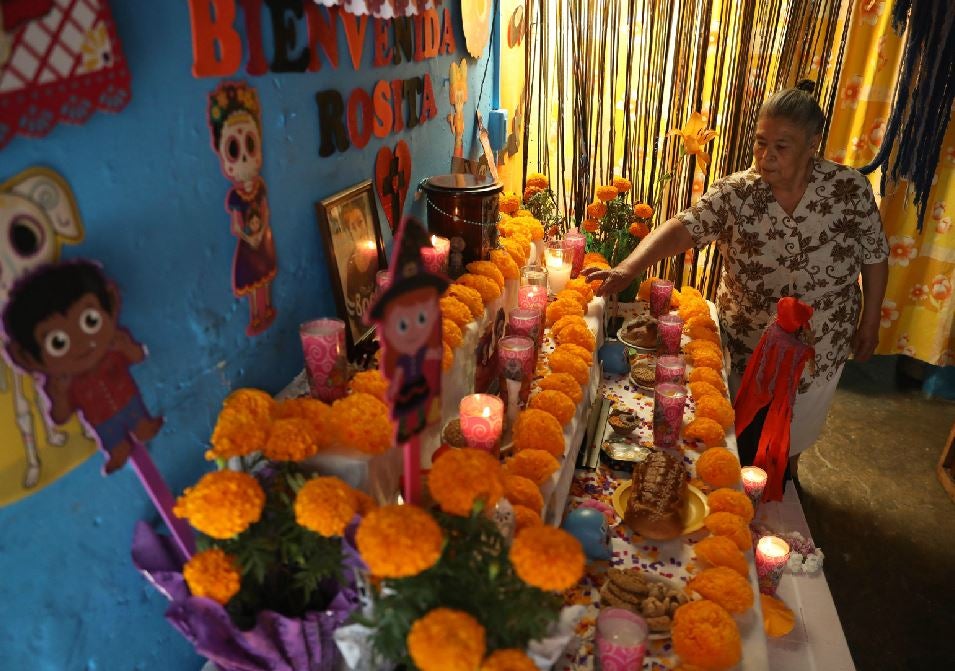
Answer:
[315,180,387,355]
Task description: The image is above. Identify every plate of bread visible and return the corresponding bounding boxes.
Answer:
[598,567,691,638]
[611,449,709,538]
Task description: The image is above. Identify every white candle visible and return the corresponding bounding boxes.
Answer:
[741,466,768,509]
[544,244,571,295]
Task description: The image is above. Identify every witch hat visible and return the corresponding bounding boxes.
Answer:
[369,216,449,321]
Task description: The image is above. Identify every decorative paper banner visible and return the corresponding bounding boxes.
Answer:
[461,0,492,58]
[0,0,132,149]
[374,140,411,233]
[311,0,436,19]
[0,167,96,505]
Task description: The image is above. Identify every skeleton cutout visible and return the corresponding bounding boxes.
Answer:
[0,167,95,498]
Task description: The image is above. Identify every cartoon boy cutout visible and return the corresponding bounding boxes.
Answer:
[2,261,163,474]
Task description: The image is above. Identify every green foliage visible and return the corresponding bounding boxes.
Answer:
[524,188,566,236]
[212,464,344,629]
[367,510,563,669]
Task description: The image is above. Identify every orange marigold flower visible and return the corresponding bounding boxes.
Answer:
[679,298,710,322]
[440,296,474,329]
[429,448,504,515]
[685,339,723,359]
[688,324,722,345]
[513,504,543,533]
[670,288,683,308]
[499,193,521,215]
[442,341,454,371]
[528,390,577,427]
[447,284,485,319]
[510,526,585,591]
[526,172,549,189]
[514,208,534,218]
[500,238,528,267]
[628,221,650,238]
[637,276,661,301]
[689,367,727,394]
[348,370,388,403]
[355,490,378,516]
[356,504,443,577]
[556,289,588,309]
[682,285,704,301]
[511,216,545,241]
[761,593,796,638]
[553,344,592,368]
[183,548,241,605]
[695,448,741,488]
[456,274,502,303]
[503,474,545,513]
[582,218,600,233]
[407,608,486,671]
[556,324,596,353]
[263,417,320,462]
[687,567,754,614]
[272,398,337,451]
[586,201,608,219]
[295,476,359,537]
[613,176,633,193]
[693,535,749,577]
[633,202,654,219]
[584,251,609,265]
[480,649,538,671]
[545,298,585,327]
[536,373,583,404]
[523,185,543,201]
[331,393,393,455]
[596,184,619,202]
[547,348,590,386]
[223,388,275,423]
[466,260,505,289]
[443,318,464,349]
[490,249,520,280]
[689,381,723,402]
[207,407,268,460]
[551,314,588,339]
[565,277,595,304]
[694,395,735,429]
[504,449,561,485]
[704,512,752,551]
[174,470,265,539]
[688,347,724,370]
[684,417,726,449]
[672,600,741,671]
[513,409,565,457]
[707,489,754,523]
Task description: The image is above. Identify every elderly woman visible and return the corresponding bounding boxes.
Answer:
[585,82,889,477]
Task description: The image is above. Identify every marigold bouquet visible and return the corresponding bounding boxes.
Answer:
[518,172,566,236]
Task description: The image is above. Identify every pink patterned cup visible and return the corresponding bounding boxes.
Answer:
[299,319,348,402]
[595,608,648,671]
[459,394,505,455]
[652,382,687,448]
[657,314,683,355]
[498,336,535,407]
[518,284,548,312]
[507,309,543,348]
[649,279,674,317]
[756,536,791,595]
[562,231,587,278]
[655,355,686,386]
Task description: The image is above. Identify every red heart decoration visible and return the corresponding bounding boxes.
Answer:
[374,140,412,234]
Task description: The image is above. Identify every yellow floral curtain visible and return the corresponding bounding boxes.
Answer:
[823,0,955,366]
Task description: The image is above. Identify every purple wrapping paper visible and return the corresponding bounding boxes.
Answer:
[132,521,363,671]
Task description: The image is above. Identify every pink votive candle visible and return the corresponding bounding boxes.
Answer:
[376,270,391,294]
[742,466,769,509]
[595,608,648,671]
[652,382,687,448]
[299,318,348,402]
[420,245,440,274]
[756,536,791,595]
[518,285,548,312]
[430,234,450,273]
[649,279,674,317]
[459,394,504,454]
[498,336,535,381]
[655,355,686,386]
[657,314,683,355]
[562,231,587,278]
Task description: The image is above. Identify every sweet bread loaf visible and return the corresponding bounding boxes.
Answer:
[624,450,688,539]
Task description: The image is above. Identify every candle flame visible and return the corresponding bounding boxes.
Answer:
[757,536,790,559]
[431,235,438,246]
[482,406,491,418]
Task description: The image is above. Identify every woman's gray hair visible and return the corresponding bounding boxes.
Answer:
[759,79,825,137]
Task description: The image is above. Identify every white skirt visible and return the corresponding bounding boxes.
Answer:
[728,364,844,457]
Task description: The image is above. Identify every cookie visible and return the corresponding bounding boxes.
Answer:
[608,568,650,596]
[599,583,638,613]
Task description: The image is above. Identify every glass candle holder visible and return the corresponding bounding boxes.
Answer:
[459,394,505,455]
[520,263,548,287]
[756,536,791,595]
[742,466,769,510]
[498,335,535,382]
[299,318,348,402]
[657,314,683,355]
[508,308,542,342]
[649,279,674,317]
[518,285,548,313]
[595,608,648,671]
[562,231,587,278]
[376,270,391,295]
[655,355,686,386]
[429,235,450,273]
[543,242,573,295]
[652,382,687,448]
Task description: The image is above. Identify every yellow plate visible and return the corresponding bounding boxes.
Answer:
[612,482,709,536]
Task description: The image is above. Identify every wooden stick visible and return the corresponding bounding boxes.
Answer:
[128,442,195,563]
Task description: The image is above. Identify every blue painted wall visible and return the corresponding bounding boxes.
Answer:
[0,3,492,669]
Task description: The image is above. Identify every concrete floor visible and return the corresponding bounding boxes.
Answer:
[798,356,955,670]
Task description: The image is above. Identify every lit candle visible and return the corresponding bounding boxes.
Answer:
[376,269,391,294]
[755,536,791,595]
[562,230,587,278]
[544,242,572,295]
[357,240,379,273]
[518,285,548,312]
[430,234,450,273]
[459,394,504,455]
[741,466,768,509]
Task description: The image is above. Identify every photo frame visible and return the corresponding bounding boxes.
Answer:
[315,180,387,355]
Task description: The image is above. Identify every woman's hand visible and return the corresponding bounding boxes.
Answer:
[581,265,636,297]
[851,315,880,362]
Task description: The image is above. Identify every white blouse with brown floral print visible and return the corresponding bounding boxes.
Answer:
[677,158,889,391]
